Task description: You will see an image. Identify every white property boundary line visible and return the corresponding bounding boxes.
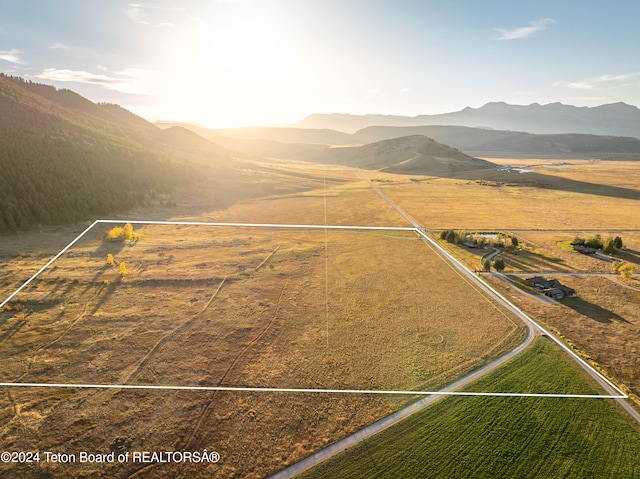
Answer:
[0,220,100,310]
[0,382,624,399]
[0,219,627,399]
[413,227,627,399]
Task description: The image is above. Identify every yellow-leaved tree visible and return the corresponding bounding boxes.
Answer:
[119,262,127,276]
[613,261,637,280]
[107,254,114,265]
[123,223,134,241]
[108,227,123,240]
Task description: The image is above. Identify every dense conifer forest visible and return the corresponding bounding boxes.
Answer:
[0,74,229,232]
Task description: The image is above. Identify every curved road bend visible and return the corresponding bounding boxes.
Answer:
[267,330,537,479]
[358,170,639,419]
[268,172,640,479]
[268,174,542,479]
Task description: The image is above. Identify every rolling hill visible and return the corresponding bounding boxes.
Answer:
[197,125,640,161]
[303,135,495,175]
[298,102,640,138]
[0,74,232,232]
[158,119,640,160]
[354,125,640,158]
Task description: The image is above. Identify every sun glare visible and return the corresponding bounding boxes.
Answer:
[155,5,310,128]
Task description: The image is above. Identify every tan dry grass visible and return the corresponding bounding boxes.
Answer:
[0,223,526,478]
[204,166,410,227]
[366,159,640,230]
[2,158,637,478]
[482,274,640,399]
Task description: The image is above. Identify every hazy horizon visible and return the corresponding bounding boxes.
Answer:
[2,0,639,128]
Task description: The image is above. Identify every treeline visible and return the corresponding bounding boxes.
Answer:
[439,230,519,248]
[0,74,227,232]
[572,234,623,254]
[0,127,192,231]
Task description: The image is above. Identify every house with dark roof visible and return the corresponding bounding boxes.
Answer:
[573,244,598,255]
[526,276,576,299]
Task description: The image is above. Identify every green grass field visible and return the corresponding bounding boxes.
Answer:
[298,336,640,479]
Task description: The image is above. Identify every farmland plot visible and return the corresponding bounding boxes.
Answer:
[0,222,526,478]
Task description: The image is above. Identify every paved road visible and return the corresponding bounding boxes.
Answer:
[358,170,640,423]
[268,172,640,479]
[267,329,537,479]
[268,174,542,479]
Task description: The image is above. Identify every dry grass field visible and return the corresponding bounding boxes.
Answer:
[204,162,410,228]
[0,220,525,478]
[367,159,640,230]
[1,156,639,478]
[482,273,640,405]
[434,226,640,410]
[367,157,640,411]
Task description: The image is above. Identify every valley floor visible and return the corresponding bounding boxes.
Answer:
[1,157,639,478]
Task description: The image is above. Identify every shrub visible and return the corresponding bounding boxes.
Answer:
[123,223,133,241]
[584,234,603,249]
[481,257,491,271]
[619,263,637,280]
[107,223,137,242]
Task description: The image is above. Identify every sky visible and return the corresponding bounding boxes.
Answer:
[1,0,639,128]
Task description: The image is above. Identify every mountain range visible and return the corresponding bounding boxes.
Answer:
[353,125,640,158]
[162,121,640,160]
[3,73,639,232]
[297,102,640,138]
[0,74,232,232]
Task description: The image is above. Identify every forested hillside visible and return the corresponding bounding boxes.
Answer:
[0,74,229,232]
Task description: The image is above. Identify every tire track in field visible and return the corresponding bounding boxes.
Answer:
[121,278,227,384]
[14,286,100,384]
[125,277,291,479]
[182,277,291,450]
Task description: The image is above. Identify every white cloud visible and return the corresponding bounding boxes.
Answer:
[0,49,23,64]
[496,18,555,40]
[127,3,185,27]
[364,88,380,100]
[554,72,640,89]
[113,68,167,94]
[49,43,71,51]
[35,68,127,87]
[127,4,151,25]
[34,68,165,97]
